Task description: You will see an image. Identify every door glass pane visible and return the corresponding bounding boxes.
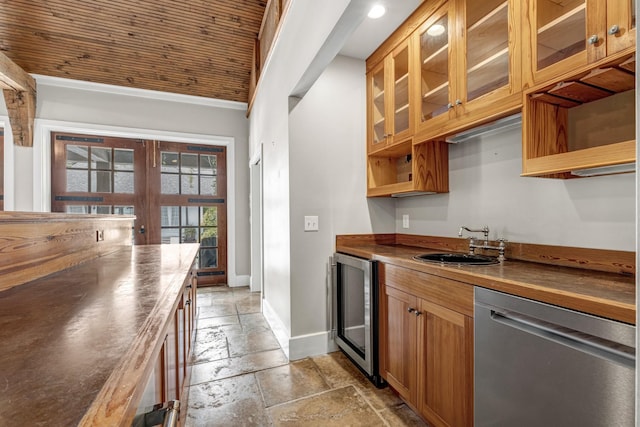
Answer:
[202,207,218,226]
[421,14,450,122]
[67,170,88,192]
[200,155,217,175]
[161,174,179,194]
[91,171,112,192]
[91,147,112,170]
[466,1,509,101]
[393,46,410,134]
[114,171,134,193]
[181,153,199,174]
[161,228,180,244]
[90,205,112,214]
[114,149,134,171]
[181,175,198,194]
[200,248,218,268]
[182,227,198,243]
[114,205,134,215]
[200,176,217,196]
[161,206,180,226]
[372,67,386,144]
[66,145,88,168]
[181,206,199,226]
[161,152,179,172]
[536,0,586,70]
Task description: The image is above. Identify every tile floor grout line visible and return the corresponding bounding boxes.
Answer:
[264,383,358,410]
[350,381,393,427]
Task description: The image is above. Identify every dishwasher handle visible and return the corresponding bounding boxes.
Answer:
[490,310,635,368]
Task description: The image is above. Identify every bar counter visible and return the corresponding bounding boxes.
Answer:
[0,243,199,426]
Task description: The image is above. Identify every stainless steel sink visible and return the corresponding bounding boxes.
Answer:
[413,253,500,266]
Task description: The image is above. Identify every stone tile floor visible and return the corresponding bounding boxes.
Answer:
[185,285,429,427]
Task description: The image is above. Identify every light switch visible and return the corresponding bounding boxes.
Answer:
[304,216,319,232]
[402,214,409,229]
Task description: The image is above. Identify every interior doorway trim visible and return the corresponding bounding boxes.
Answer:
[249,147,263,294]
[31,118,243,286]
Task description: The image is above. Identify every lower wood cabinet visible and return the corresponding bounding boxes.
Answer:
[380,263,473,427]
[136,269,197,424]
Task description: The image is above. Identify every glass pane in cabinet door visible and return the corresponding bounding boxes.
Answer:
[372,67,386,144]
[466,0,509,101]
[421,14,449,122]
[536,0,586,70]
[393,47,410,134]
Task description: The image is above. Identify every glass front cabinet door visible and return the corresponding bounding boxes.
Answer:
[414,0,522,140]
[414,4,454,135]
[457,0,522,122]
[525,0,636,86]
[367,41,412,153]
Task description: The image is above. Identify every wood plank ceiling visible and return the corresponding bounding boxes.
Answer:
[0,0,267,103]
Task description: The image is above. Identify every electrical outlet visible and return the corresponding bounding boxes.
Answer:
[96,230,104,242]
[402,214,409,229]
[304,216,319,232]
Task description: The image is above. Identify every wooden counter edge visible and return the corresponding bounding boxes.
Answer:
[78,244,199,427]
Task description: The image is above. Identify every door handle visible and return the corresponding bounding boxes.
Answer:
[139,225,146,234]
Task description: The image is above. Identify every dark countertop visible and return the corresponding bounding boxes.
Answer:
[0,243,199,426]
[337,243,635,324]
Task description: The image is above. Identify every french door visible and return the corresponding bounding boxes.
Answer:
[51,132,227,285]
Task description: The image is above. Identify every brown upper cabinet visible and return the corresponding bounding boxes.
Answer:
[523,0,636,87]
[366,0,523,197]
[413,0,523,141]
[521,0,636,178]
[366,0,636,194]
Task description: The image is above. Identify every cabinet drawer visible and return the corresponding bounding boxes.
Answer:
[383,263,474,317]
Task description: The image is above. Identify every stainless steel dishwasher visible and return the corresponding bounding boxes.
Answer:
[474,287,635,427]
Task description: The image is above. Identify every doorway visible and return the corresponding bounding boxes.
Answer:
[250,156,263,293]
[50,132,227,285]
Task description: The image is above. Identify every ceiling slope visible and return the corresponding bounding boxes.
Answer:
[0,0,266,102]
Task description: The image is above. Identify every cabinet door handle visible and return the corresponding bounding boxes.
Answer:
[588,34,599,44]
[414,310,422,317]
[185,299,191,306]
[447,102,454,109]
[455,99,462,106]
[608,24,620,35]
[407,307,415,313]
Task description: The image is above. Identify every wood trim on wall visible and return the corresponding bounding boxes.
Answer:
[336,233,635,276]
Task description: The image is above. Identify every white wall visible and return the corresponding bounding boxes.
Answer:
[249,0,351,348]
[288,55,394,351]
[396,126,636,251]
[3,77,251,282]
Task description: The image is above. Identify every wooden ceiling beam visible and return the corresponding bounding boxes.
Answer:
[0,51,36,147]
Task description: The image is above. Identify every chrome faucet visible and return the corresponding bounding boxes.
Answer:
[458,225,507,262]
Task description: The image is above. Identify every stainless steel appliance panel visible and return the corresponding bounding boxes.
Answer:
[332,253,383,386]
[475,287,635,427]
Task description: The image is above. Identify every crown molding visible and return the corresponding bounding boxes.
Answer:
[31,74,248,111]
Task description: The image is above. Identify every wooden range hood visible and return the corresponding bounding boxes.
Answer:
[0,51,35,147]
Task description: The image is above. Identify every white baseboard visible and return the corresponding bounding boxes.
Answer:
[262,298,290,358]
[289,331,339,361]
[261,298,339,361]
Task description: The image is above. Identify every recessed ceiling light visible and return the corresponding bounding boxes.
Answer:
[368,4,386,19]
[427,24,445,37]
